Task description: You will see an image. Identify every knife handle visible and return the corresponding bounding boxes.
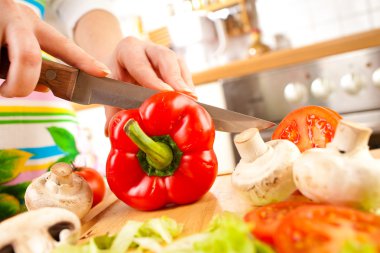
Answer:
[0,47,78,100]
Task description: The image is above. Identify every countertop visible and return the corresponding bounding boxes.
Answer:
[80,149,380,240]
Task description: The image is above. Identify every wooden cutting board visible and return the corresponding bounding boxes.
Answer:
[80,149,380,240]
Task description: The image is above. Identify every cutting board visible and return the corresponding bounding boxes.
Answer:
[80,149,380,240]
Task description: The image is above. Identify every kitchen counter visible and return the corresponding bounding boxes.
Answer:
[80,149,380,240]
[80,174,251,239]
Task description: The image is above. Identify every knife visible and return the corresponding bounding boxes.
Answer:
[0,50,275,133]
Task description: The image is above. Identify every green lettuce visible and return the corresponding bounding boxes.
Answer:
[53,213,273,253]
[162,212,275,253]
[340,240,377,253]
[53,216,182,253]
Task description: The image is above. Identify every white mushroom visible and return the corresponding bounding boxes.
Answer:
[0,207,80,253]
[231,128,301,206]
[25,162,93,219]
[293,120,380,211]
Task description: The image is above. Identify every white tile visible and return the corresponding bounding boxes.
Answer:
[372,9,380,27]
[308,0,340,23]
[285,4,314,28]
[340,14,372,35]
[314,21,343,42]
[337,0,370,18]
[286,27,317,47]
[369,0,380,9]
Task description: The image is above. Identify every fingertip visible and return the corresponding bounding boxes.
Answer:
[0,83,13,98]
[94,60,112,77]
[159,82,175,91]
[179,90,198,100]
[35,84,50,93]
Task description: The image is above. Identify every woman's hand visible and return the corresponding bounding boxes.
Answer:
[104,37,196,135]
[73,10,196,136]
[106,37,196,135]
[0,0,110,98]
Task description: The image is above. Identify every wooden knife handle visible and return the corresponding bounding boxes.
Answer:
[0,47,78,100]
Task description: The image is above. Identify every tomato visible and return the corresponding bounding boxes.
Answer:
[75,167,106,207]
[244,201,313,245]
[275,205,380,253]
[272,106,342,152]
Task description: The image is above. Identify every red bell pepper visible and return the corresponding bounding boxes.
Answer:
[106,91,218,211]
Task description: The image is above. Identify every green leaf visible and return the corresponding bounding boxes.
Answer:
[138,216,184,244]
[0,193,21,221]
[0,149,32,184]
[340,240,377,253]
[194,212,257,253]
[0,182,30,203]
[93,234,116,250]
[47,126,79,156]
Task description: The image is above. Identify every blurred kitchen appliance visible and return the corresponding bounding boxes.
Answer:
[166,0,258,72]
[223,46,380,153]
[167,12,221,72]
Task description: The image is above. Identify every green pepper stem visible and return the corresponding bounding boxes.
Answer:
[124,119,173,170]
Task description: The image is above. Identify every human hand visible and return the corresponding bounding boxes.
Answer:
[104,36,196,136]
[0,0,110,98]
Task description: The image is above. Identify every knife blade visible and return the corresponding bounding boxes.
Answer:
[0,51,275,133]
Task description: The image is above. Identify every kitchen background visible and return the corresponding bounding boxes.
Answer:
[74,0,380,174]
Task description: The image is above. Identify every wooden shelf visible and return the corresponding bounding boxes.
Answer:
[192,29,380,85]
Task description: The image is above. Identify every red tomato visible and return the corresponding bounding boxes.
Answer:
[275,205,380,253]
[244,201,313,245]
[272,106,342,152]
[75,167,106,207]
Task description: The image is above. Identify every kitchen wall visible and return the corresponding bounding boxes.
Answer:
[256,0,380,49]
[110,0,380,49]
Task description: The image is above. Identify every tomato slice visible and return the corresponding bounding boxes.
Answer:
[275,205,380,253]
[244,201,313,245]
[272,106,342,152]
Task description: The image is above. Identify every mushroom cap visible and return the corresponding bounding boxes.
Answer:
[232,139,300,205]
[25,163,93,219]
[293,147,380,209]
[0,207,81,253]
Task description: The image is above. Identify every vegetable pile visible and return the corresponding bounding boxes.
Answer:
[53,213,275,253]
[232,105,380,211]
[231,104,380,252]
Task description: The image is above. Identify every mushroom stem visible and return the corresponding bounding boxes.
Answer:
[49,162,74,185]
[329,120,372,153]
[234,128,268,162]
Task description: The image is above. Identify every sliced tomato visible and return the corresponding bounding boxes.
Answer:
[275,205,380,253]
[244,201,313,245]
[272,106,342,152]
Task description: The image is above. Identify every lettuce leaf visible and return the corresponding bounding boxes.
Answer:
[53,213,273,253]
[162,212,275,253]
[340,240,377,253]
[53,216,181,253]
